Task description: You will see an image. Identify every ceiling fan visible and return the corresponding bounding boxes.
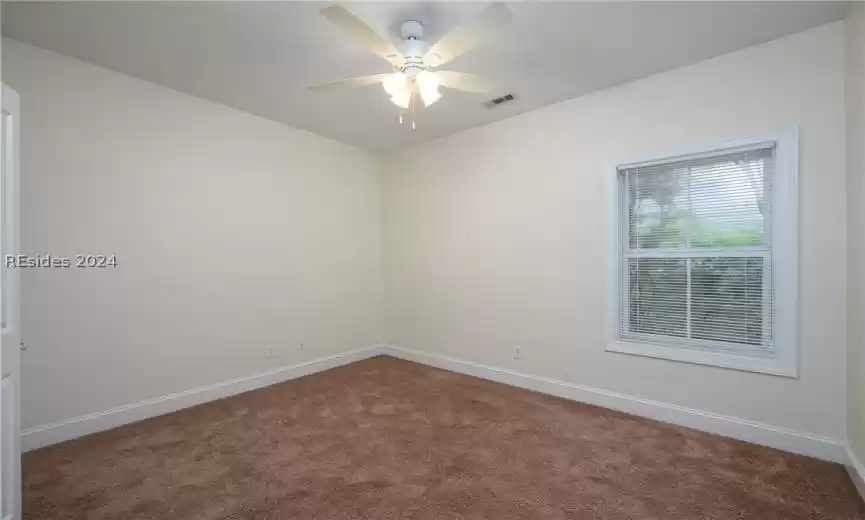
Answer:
[310,3,512,122]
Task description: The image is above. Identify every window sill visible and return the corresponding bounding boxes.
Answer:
[605,340,798,378]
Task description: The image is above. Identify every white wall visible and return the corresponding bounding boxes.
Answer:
[383,23,847,440]
[3,39,384,431]
[847,3,865,464]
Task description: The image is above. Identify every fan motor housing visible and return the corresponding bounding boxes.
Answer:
[398,20,427,71]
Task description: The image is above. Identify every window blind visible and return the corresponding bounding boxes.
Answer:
[617,146,775,357]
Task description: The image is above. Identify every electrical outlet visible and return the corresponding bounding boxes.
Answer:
[514,346,522,360]
[265,346,275,359]
[300,343,305,351]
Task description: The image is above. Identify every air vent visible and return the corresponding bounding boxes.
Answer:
[484,93,515,108]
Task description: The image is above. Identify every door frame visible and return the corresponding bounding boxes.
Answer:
[2,82,22,520]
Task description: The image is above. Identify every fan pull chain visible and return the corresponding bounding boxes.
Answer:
[411,92,417,131]
[397,93,419,131]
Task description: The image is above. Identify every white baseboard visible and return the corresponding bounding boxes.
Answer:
[847,445,865,502]
[381,345,848,464]
[22,345,386,452]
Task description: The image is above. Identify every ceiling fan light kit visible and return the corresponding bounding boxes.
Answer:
[311,3,513,128]
[382,72,407,96]
[390,87,412,109]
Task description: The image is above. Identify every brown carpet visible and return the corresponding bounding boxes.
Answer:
[24,356,865,519]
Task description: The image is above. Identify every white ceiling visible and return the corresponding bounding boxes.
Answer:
[2,1,849,151]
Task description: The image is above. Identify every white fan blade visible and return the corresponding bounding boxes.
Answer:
[309,73,393,92]
[435,71,497,93]
[320,5,404,67]
[423,3,512,68]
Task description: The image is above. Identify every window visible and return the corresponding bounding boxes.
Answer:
[607,135,798,377]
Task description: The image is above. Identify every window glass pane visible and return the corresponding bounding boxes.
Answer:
[691,257,766,347]
[624,148,772,250]
[627,258,687,338]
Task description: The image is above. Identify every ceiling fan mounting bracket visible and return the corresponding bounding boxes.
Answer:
[400,20,424,41]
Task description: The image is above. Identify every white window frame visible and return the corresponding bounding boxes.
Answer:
[605,130,799,378]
